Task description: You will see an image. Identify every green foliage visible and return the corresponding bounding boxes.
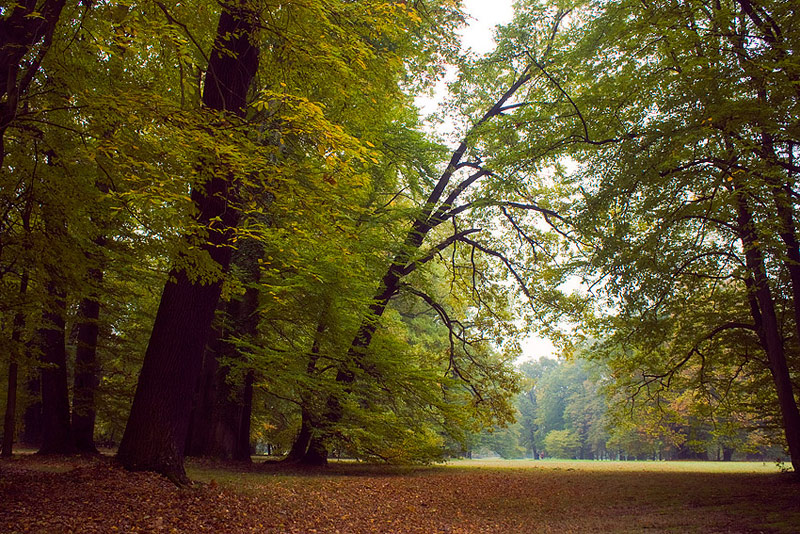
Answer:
[543,429,581,459]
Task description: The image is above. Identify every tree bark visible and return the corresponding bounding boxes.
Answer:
[185,336,255,461]
[71,271,102,454]
[37,281,75,454]
[284,407,314,462]
[184,330,241,460]
[303,434,329,466]
[116,2,259,484]
[2,360,19,457]
[185,243,260,462]
[735,187,800,475]
[185,336,221,458]
[235,369,254,462]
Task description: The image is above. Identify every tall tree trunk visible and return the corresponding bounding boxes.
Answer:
[71,268,102,454]
[185,335,221,457]
[37,281,74,454]
[735,186,800,475]
[116,2,259,484]
[295,71,535,463]
[37,186,74,455]
[186,244,260,462]
[2,274,29,456]
[2,359,20,457]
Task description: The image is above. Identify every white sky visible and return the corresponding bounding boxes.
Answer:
[415,0,515,117]
[460,0,515,54]
[417,0,558,362]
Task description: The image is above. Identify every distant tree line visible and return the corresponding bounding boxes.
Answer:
[472,355,788,462]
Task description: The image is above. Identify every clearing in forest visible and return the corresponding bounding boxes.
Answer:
[1,456,797,533]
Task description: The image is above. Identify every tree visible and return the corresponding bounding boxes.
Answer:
[116,0,260,484]
[467,0,800,473]
[295,7,579,463]
[543,429,580,459]
[544,0,800,473]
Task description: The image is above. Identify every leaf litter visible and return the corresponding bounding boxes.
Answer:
[1,456,798,533]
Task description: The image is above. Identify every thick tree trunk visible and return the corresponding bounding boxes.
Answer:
[71,275,102,454]
[185,345,254,461]
[185,337,221,457]
[118,270,233,480]
[185,334,239,460]
[37,282,75,454]
[117,2,259,483]
[735,189,800,475]
[285,407,314,462]
[722,446,734,462]
[186,245,260,462]
[303,435,329,466]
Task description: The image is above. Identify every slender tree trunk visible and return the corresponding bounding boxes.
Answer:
[117,2,259,483]
[759,137,800,359]
[234,368,255,462]
[36,152,75,455]
[296,71,535,462]
[2,361,19,457]
[288,320,333,465]
[2,274,28,456]
[21,372,42,448]
[71,269,102,454]
[735,187,800,475]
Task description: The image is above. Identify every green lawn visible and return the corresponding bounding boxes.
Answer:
[447,457,785,473]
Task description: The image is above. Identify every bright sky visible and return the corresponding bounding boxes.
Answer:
[415,0,515,117]
[460,0,515,54]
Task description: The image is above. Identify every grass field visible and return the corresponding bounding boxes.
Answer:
[448,457,785,473]
[2,455,798,533]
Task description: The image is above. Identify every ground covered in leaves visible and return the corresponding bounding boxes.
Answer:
[1,455,798,533]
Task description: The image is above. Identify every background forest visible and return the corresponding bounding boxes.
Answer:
[1,0,798,482]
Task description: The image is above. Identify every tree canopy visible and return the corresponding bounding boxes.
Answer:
[1,0,798,480]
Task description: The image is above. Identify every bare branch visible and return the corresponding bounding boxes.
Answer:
[528,55,622,146]
[458,236,534,302]
[398,228,482,276]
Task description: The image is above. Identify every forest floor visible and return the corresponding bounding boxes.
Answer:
[1,454,798,533]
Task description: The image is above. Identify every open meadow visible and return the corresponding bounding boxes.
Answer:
[1,455,798,533]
